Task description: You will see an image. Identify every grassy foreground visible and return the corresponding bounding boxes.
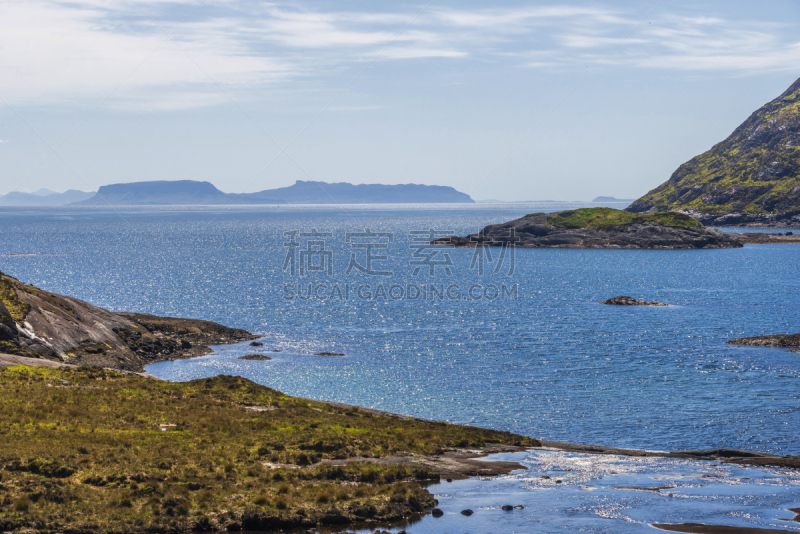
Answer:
[0,365,537,533]
[525,208,703,230]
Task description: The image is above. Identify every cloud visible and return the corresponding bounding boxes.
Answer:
[0,1,797,110]
[0,140,6,144]
[573,15,800,73]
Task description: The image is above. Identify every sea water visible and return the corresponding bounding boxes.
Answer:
[1,205,798,531]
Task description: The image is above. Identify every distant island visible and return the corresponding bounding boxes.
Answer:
[73,180,475,205]
[628,77,800,227]
[0,189,94,206]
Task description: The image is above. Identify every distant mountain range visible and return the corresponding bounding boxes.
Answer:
[0,189,95,206]
[628,77,800,227]
[73,180,475,205]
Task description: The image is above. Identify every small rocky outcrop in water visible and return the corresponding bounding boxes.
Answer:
[238,354,272,361]
[314,351,345,356]
[601,296,669,307]
[727,333,800,352]
[433,208,742,249]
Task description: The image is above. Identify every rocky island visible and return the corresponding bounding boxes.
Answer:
[434,208,742,249]
[627,77,800,227]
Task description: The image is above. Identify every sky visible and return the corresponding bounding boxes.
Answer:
[0,1,799,201]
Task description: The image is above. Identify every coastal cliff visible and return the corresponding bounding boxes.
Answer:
[436,208,742,249]
[0,270,256,372]
[627,78,800,227]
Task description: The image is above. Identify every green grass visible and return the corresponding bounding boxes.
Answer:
[534,208,702,230]
[0,366,537,532]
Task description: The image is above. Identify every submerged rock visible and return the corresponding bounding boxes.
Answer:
[314,351,345,356]
[601,296,669,307]
[238,354,273,361]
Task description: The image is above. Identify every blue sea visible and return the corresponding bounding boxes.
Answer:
[1,205,799,533]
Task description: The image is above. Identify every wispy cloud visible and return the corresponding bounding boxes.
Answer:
[0,1,797,110]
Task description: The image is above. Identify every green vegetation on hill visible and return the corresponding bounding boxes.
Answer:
[628,77,800,216]
[0,277,30,323]
[527,208,702,230]
[0,366,536,533]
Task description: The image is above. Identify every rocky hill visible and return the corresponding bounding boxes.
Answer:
[0,271,256,371]
[435,208,742,249]
[627,78,800,227]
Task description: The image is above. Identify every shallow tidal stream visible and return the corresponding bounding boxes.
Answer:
[343,449,800,534]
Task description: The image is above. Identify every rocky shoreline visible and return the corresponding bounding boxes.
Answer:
[538,440,800,470]
[732,232,800,244]
[685,210,800,229]
[0,270,257,372]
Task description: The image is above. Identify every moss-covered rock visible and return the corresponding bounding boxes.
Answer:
[0,277,30,324]
[544,208,702,230]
